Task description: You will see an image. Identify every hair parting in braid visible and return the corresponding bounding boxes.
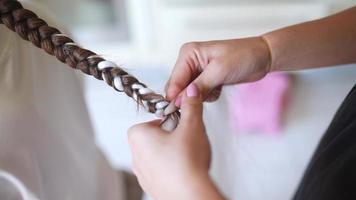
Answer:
[0,0,180,131]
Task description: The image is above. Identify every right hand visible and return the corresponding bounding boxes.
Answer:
[165,36,272,105]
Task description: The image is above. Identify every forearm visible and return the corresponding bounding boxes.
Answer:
[263,6,356,72]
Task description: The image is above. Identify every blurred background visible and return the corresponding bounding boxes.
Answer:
[31,0,356,199]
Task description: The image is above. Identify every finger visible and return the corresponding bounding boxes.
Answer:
[176,83,204,132]
[127,120,165,146]
[128,120,163,136]
[131,157,141,177]
[173,68,223,107]
[192,61,224,100]
[166,43,202,100]
[133,170,149,196]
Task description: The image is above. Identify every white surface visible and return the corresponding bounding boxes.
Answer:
[72,1,354,70]
[84,64,356,199]
[77,2,330,69]
[153,2,328,47]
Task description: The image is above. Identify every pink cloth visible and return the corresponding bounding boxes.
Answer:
[230,73,291,134]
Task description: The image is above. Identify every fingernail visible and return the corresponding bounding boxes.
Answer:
[186,83,199,97]
[175,96,182,107]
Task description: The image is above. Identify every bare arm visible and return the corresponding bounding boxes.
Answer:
[166,7,356,103]
[263,7,356,71]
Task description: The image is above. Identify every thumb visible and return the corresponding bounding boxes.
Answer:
[174,66,222,107]
[192,61,225,102]
[177,83,204,131]
[193,69,223,102]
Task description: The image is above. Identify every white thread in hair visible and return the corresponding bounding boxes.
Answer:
[161,115,179,131]
[131,83,144,90]
[87,55,103,59]
[138,88,153,95]
[150,99,161,103]
[164,101,178,116]
[98,60,117,70]
[102,73,108,83]
[64,42,79,47]
[156,101,169,110]
[155,109,164,118]
[113,77,124,91]
[52,33,68,38]
[142,101,149,111]
[132,92,138,101]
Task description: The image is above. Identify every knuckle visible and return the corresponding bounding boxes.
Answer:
[182,104,198,116]
[181,42,200,53]
[127,133,136,145]
[183,97,196,105]
[127,124,138,135]
[127,125,142,143]
[184,109,195,119]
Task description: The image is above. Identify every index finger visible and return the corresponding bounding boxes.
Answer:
[166,43,202,100]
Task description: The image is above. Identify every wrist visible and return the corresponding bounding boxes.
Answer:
[182,170,225,200]
[259,35,273,73]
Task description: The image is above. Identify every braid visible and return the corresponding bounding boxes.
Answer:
[0,0,180,131]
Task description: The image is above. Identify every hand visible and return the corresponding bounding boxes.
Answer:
[128,83,225,200]
[166,37,271,104]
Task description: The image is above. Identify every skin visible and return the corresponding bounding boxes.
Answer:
[128,7,356,199]
[128,84,224,200]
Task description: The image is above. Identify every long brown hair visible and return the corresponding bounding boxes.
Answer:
[0,0,179,130]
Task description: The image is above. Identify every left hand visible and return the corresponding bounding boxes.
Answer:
[127,83,224,200]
